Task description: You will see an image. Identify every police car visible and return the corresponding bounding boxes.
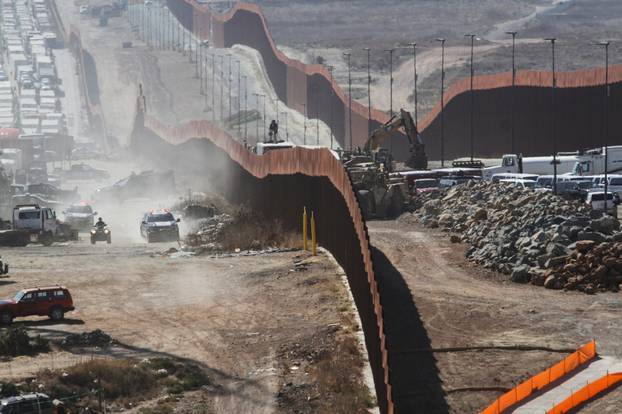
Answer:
[140,209,180,243]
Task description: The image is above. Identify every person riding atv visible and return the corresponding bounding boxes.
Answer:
[91,218,111,244]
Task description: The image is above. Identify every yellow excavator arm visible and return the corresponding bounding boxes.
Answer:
[364,109,427,169]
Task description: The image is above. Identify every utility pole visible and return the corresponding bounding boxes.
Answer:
[237,60,241,137]
[243,75,248,144]
[281,111,289,140]
[253,93,262,144]
[465,33,477,162]
[545,38,557,194]
[597,40,611,214]
[385,48,394,118]
[303,102,307,145]
[506,31,517,154]
[343,52,352,150]
[436,37,446,167]
[195,16,199,73]
[328,65,335,150]
[219,54,224,122]
[410,42,418,126]
[211,54,215,121]
[227,54,232,122]
[316,89,320,145]
[262,94,266,142]
[363,47,371,137]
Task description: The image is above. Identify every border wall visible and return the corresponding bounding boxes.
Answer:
[131,93,396,414]
[165,0,622,160]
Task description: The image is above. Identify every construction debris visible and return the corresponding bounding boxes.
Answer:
[413,181,622,293]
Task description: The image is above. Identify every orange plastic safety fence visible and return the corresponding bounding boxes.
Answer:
[479,341,597,414]
[546,372,622,414]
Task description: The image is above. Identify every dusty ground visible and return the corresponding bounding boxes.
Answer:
[0,238,372,412]
[367,217,622,413]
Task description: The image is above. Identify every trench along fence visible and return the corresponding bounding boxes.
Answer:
[135,95,395,414]
[480,340,597,414]
[546,371,622,414]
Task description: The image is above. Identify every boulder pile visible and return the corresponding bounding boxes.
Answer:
[413,180,622,293]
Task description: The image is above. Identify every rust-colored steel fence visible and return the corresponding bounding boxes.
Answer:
[133,96,395,413]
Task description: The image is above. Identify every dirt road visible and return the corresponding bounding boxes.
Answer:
[0,225,372,411]
[367,217,622,413]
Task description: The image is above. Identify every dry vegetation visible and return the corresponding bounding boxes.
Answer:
[217,207,301,251]
[14,358,210,411]
[0,328,49,358]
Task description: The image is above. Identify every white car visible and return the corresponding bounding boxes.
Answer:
[499,179,536,190]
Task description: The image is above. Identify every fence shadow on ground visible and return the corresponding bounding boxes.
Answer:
[372,246,450,414]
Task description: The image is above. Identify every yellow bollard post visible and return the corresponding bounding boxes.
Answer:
[303,207,308,251]
[311,211,317,256]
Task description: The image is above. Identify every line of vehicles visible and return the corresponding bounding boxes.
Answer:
[4,203,182,246]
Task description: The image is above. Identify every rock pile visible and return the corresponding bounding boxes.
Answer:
[413,181,622,293]
[535,240,622,293]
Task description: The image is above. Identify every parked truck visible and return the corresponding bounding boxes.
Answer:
[11,204,77,246]
[482,153,580,180]
[571,146,622,176]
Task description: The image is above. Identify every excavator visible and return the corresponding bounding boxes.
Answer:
[365,108,428,170]
[343,109,426,220]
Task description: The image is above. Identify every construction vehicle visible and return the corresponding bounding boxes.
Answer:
[365,109,427,170]
[345,156,407,219]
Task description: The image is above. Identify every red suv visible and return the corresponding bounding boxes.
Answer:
[0,287,75,324]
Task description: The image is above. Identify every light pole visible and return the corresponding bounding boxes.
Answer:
[363,47,372,137]
[253,93,263,144]
[202,41,209,111]
[219,54,224,122]
[409,42,418,126]
[385,48,394,118]
[303,103,307,145]
[545,38,557,194]
[227,55,232,122]
[436,38,446,167]
[262,94,267,142]
[328,65,335,150]
[281,111,288,140]
[506,31,517,154]
[194,16,199,74]
[243,75,248,145]
[211,54,215,121]
[237,60,241,137]
[597,40,611,214]
[343,52,352,150]
[316,89,320,146]
[465,33,477,162]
